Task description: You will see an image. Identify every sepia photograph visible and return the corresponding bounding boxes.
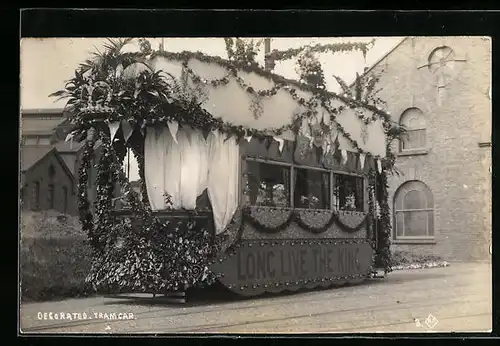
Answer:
[19,35,492,334]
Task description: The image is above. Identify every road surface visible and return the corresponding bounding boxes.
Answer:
[20,262,492,334]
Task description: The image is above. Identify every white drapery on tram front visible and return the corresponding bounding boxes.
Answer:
[144,123,240,234]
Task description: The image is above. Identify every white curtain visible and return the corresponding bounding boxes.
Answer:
[144,125,210,210]
[144,126,240,234]
[178,127,209,209]
[144,127,167,210]
[207,132,240,234]
[163,128,182,208]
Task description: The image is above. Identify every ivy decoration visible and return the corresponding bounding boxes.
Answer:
[52,38,407,292]
[242,207,369,234]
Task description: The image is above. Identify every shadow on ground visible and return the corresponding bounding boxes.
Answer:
[102,280,378,308]
[100,267,453,308]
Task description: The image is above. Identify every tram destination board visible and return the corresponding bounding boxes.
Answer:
[211,239,373,296]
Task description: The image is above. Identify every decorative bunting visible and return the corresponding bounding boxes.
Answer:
[202,128,211,141]
[322,110,330,126]
[377,159,382,173]
[65,131,75,142]
[300,118,311,137]
[337,133,354,151]
[307,135,314,148]
[140,121,146,137]
[321,139,328,153]
[107,121,120,141]
[211,128,219,139]
[121,120,134,142]
[265,136,273,150]
[359,153,366,170]
[274,137,284,153]
[65,131,75,150]
[244,135,253,143]
[325,142,331,154]
[167,121,179,144]
[341,149,348,165]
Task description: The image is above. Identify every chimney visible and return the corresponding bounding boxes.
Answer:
[264,38,275,71]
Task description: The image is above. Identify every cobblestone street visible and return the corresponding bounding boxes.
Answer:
[20,262,492,334]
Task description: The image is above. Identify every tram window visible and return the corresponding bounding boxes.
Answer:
[244,160,291,207]
[294,168,330,210]
[333,174,364,212]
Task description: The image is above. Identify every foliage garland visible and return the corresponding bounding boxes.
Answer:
[242,207,369,234]
[84,131,220,293]
[77,140,95,247]
[374,169,393,273]
[266,39,375,62]
[52,38,403,291]
[177,54,397,160]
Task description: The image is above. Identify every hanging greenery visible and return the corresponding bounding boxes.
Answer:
[374,169,393,273]
[266,39,375,62]
[84,131,219,293]
[242,207,369,234]
[224,38,263,68]
[51,38,405,293]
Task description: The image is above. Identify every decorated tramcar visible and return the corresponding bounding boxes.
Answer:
[54,40,394,299]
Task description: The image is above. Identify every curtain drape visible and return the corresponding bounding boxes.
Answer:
[144,126,240,234]
[207,132,240,234]
[144,125,210,211]
[144,127,167,210]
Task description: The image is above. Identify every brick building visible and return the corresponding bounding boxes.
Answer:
[20,146,77,215]
[362,37,491,261]
[20,109,101,215]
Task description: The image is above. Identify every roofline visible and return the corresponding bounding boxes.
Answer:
[22,108,66,115]
[22,131,54,136]
[21,147,77,190]
[349,37,409,87]
[52,149,78,190]
[20,147,55,173]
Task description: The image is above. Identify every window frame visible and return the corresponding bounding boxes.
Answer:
[244,156,365,212]
[393,181,435,241]
[399,108,428,153]
[48,183,55,210]
[32,181,40,211]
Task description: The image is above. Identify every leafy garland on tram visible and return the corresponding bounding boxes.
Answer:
[52,38,401,293]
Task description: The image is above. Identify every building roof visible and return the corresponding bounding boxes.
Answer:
[22,108,66,115]
[20,146,54,171]
[349,37,409,87]
[20,145,77,189]
[21,117,66,136]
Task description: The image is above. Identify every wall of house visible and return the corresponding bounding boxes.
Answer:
[368,37,491,261]
[21,152,78,216]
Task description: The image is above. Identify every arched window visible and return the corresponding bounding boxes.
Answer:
[399,108,427,151]
[393,180,434,239]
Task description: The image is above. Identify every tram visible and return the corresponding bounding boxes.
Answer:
[55,42,393,298]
